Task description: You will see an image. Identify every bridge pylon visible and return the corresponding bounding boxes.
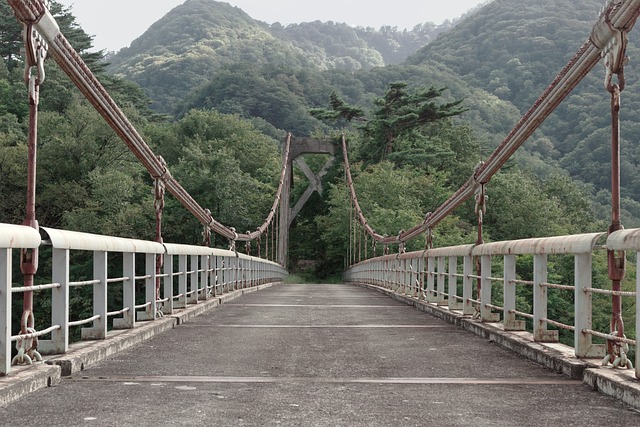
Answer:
[278,137,336,268]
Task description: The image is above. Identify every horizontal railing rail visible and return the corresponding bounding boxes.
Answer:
[1,224,287,375]
[344,230,640,379]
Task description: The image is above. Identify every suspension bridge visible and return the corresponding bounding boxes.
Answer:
[3,0,640,423]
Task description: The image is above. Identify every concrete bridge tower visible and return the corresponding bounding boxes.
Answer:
[278,137,336,268]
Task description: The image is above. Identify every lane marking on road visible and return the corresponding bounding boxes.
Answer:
[224,304,412,308]
[248,294,390,300]
[181,324,447,328]
[69,375,582,385]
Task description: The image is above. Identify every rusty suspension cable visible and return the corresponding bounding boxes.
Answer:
[340,0,640,249]
[7,0,292,247]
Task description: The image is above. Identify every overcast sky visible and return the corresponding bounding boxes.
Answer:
[55,0,490,52]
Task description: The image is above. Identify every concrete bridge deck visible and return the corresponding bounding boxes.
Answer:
[1,283,639,426]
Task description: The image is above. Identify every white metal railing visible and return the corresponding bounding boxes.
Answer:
[344,230,640,379]
[1,224,287,375]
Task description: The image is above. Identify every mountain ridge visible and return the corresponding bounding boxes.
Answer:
[108,0,451,112]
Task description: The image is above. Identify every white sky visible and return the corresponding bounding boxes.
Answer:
[55,0,490,52]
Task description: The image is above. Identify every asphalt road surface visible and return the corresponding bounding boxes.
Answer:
[1,283,639,426]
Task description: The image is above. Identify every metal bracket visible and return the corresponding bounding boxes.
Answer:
[591,1,629,90]
[425,227,434,250]
[474,183,488,217]
[229,227,238,252]
[423,213,433,250]
[22,23,48,88]
[202,209,212,247]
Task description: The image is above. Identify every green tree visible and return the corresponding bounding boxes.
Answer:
[483,167,598,241]
[35,97,152,234]
[316,160,474,272]
[364,83,466,160]
[149,110,282,245]
[312,82,467,165]
[0,2,22,70]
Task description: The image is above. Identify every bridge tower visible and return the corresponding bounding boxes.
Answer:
[278,137,336,268]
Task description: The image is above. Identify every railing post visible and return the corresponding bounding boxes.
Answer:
[221,257,227,293]
[232,256,238,291]
[398,258,403,293]
[234,255,239,290]
[249,258,259,288]
[1,248,11,375]
[575,252,604,357]
[189,254,198,304]
[391,258,397,291]
[533,254,558,342]
[229,256,234,291]
[503,255,525,331]
[200,254,208,300]
[138,253,157,320]
[417,256,425,300]
[383,258,389,289]
[163,254,174,315]
[37,248,69,354]
[212,256,219,297]
[463,254,475,315]
[401,258,407,294]
[448,256,462,310]
[481,255,499,322]
[244,258,249,289]
[177,255,187,308]
[411,258,418,298]
[252,258,257,287]
[437,256,447,306]
[209,255,217,296]
[407,258,413,295]
[221,257,227,294]
[426,256,436,303]
[257,259,261,285]
[114,252,135,329]
[82,251,107,339]
[242,257,246,289]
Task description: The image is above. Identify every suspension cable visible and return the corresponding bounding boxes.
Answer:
[339,0,640,249]
[7,1,292,250]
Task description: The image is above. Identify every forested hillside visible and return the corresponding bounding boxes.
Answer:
[108,0,449,113]
[409,0,640,225]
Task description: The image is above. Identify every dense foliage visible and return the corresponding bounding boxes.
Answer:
[409,0,640,227]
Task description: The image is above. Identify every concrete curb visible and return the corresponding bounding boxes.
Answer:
[0,282,279,407]
[353,282,640,409]
[584,368,640,409]
[0,364,61,408]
